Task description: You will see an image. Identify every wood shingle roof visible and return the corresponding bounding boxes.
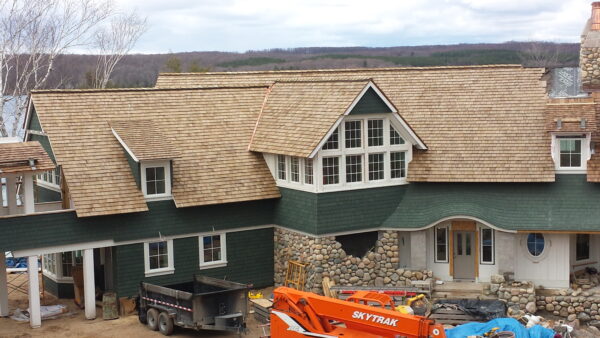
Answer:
[0,141,55,174]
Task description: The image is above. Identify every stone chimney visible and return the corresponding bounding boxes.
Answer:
[581,2,600,90]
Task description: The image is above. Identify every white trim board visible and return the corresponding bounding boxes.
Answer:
[111,128,139,162]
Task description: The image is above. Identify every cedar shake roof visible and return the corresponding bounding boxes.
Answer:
[30,87,280,217]
[250,80,371,157]
[110,119,180,161]
[157,65,556,182]
[546,98,597,133]
[0,141,55,174]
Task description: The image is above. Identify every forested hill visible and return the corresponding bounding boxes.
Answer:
[51,41,580,89]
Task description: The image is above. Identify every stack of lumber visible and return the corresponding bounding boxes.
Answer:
[250,298,273,323]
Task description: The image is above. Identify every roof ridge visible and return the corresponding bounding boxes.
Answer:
[159,64,529,77]
[273,78,372,84]
[31,84,270,94]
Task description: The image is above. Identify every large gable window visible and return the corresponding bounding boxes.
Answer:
[390,125,405,145]
[346,155,363,183]
[345,120,362,148]
[368,119,384,147]
[368,153,384,181]
[141,161,171,199]
[323,157,340,185]
[390,152,406,179]
[322,127,339,150]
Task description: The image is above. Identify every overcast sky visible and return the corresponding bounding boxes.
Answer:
[113,0,592,53]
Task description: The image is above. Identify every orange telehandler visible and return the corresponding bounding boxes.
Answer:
[270,287,446,338]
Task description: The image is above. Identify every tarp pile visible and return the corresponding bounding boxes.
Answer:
[445,318,555,338]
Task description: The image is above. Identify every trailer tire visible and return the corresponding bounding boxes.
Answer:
[158,312,174,336]
[147,308,159,331]
[138,308,147,324]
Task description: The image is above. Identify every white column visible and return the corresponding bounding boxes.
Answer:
[27,256,41,328]
[83,249,95,320]
[22,174,34,214]
[6,176,17,215]
[0,252,8,317]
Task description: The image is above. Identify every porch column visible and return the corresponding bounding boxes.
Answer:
[0,252,8,317]
[22,174,34,214]
[83,249,95,320]
[6,176,17,215]
[27,256,41,328]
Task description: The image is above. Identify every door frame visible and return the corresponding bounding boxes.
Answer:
[449,221,479,279]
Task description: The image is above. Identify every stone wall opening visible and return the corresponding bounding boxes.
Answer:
[335,231,378,258]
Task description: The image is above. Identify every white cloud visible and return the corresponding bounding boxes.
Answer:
[112,0,592,53]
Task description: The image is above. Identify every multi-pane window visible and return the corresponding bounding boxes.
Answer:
[390,152,406,179]
[526,233,545,257]
[148,241,169,270]
[390,125,405,145]
[345,155,363,183]
[43,254,57,276]
[304,159,313,185]
[367,119,384,147]
[62,252,74,277]
[290,157,300,182]
[322,128,339,150]
[322,157,340,185]
[199,234,227,268]
[345,121,362,148]
[559,139,582,168]
[368,153,384,181]
[145,166,166,195]
[576,234,590,261]
[277,155,286,180]
[481,228,494,264]
[37,167,61,188]
[435,227,448,262]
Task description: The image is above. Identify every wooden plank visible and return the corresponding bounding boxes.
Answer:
[452,221,476,231]
[449,229,454,277]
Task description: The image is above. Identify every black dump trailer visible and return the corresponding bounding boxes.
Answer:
[138,275,248,336]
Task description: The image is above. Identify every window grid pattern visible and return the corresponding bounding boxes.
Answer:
[202,235,222,263]
[43,254,57,275]
[559,139,582,167]
[390,152,406,179]
[345,121,362,148]
[145,167,166,195]
[526,233,545,257]
[290,157,300,182]
[345,155,363,183]
[322,157,340,185]
[481,228,494,264]
[367,120,384,147]
[390,125,405,145]
[304,159,313,184]
[148,241,169,270]
[368,153,384,181]
[277,155,286,180]
[435,227,447,262]
[323,128,339,150]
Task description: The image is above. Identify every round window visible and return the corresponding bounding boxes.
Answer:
[527,233,545,256]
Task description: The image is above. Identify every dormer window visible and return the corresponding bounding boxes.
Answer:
[559,139,582,168]
[141,161,172,199]
[553,134,590,173]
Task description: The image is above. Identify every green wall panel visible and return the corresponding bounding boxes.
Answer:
[27,109,55,162]
[273,188,318,234]
[42,275,74,298]
[124,148,141,189]
[114,228,274,297]
[349,87,392,115]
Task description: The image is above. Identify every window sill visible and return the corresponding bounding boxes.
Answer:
[144,268,175,277]
[555,168,586,174]
[199,261,227,270]
[144,195,173,202]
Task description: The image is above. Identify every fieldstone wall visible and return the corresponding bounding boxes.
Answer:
[274,228,432,294]
[580,47,600,88]
[491,275,537,314]
[535,290,600,323]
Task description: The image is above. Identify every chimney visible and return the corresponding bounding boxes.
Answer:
[581,2,600,90]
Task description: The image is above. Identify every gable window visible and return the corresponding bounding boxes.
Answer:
[290,157,300,182]
[42,254,57,277]
[480,228,494,264]
[141,161,171,199]
[144,239,174,277]
[576,234,590,261]
[322,127,339,150]
[37,167,61,191]
[526,233,545,257]
[559,139,582,168]
[346,155,363,183]
[277,155,286,180]
[367,119,384,147]
[199,233,227,269]
[368,153,384,181]
[435,227,448,263]
[390,125,405,145]
[304,159,313,184]
[345,120,362,148]
[322,157,339,185]
[390,152,406,179]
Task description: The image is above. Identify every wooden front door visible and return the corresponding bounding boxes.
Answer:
[453,231,475,280]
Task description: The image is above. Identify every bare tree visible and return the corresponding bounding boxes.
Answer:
[92,11,147,88]
[0,0,113,137]
[518,41,560,68]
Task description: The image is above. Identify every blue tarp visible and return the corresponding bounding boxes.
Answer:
[445,318,555,338]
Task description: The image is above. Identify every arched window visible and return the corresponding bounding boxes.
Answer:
[527,233,545,256]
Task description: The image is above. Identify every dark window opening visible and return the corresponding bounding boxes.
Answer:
[335,231,378,258]
[576,234,590,261]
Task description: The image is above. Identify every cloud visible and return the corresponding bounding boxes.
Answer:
[113,0,592,53]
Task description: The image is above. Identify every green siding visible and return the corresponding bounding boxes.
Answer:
[0,199,275,252]
[349,87,392,115]
[124,149,141,189]
[274,188,318,234]
[27,109,55,162]
[42,275,74,298]
[36,186,61,203]
[114,228,274,297]
[42,275,57,296]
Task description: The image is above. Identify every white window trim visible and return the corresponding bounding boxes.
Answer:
[434,226,449,263]
[143,239,175,277]
[199,233,227,269]
[479,227,495,265]
[36,169,61,192]
[140,160,172,200]
[521,233,551,263]
[42,252,75,283]
[552,134,590,174]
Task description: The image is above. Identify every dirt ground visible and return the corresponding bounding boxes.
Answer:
[0,273,270,338]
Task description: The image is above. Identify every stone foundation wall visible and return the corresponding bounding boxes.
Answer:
[535,291,600,323]
[580,47,600,88]
[491,275,537,314]
[274,228,432,294]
